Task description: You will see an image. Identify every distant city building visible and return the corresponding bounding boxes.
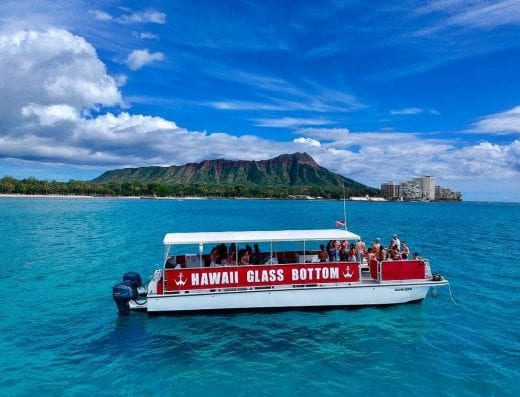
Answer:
[381,176,462,201]
[413,176,436,200]
[400,180,422,201]
[435,185,462,201]
[381,181,400,200]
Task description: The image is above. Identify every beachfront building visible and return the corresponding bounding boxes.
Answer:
[413,176,436,200]
[399,180,422,201]
[435,186,462,201]
[381,181,400,200]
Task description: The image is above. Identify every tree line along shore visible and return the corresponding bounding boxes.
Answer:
[0,176,379,199]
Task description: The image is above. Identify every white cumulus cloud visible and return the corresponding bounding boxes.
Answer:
[470,106,520,134]
[0,28,122,126]
[125,49,165,70]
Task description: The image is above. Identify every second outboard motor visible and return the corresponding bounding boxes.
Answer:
[113,283,133,315]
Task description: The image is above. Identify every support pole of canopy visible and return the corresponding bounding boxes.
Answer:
[164,245,169,263]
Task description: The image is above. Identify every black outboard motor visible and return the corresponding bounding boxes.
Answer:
[113,272,144,315]
[113,283,133,315]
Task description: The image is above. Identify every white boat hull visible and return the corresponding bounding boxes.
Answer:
[137,280,447,313]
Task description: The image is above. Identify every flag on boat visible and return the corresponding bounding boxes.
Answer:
[336,219,346,228]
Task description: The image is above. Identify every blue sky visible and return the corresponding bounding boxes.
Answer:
[0,0,519,201]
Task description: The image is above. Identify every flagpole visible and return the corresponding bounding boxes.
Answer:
[343,182,347,230]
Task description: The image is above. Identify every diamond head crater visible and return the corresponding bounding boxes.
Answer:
[0,153,380,199]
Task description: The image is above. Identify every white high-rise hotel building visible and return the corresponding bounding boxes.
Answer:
[413,176,436,200]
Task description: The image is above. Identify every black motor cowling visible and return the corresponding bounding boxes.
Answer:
[113,283,133,315]
[123,272,143,298]
[113,272,144,315]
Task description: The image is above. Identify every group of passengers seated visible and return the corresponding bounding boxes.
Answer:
[210,243,263,267]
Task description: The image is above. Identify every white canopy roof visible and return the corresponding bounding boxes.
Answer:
[163,229,361,245]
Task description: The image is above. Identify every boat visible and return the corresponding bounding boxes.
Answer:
[112,229,448,314]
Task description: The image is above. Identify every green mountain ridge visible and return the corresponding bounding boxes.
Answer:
[93,152,378,196]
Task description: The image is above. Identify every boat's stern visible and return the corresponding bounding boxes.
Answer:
[112,272,148,314]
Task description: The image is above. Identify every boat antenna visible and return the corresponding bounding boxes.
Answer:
[343,182,347,230]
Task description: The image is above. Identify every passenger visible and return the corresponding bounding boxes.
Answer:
[219,243,228,261]
[239,249,250,266]
[392,234,401,252]
[318,244,329,262]
[378,246,386,262]
[340,245,348,262]
[341,240,348,251]
[401,241,410,259]
[326,240,334,252]
[347,243,357,262]
[327,240,336,261]
[367,247,376,262]
[356,238,366,263]
[412,252,421,261]
[227,243,237,265]
[333,240,342,262]
[210,246,220,267]
[373,238,381,251]
[391,245,402,260]
[252,244,262,265]
[165,256,176,268]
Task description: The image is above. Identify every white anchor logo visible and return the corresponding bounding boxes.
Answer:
[174,272,187,286]
[343,265,353,279]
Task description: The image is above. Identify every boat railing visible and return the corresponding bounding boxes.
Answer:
[369,259,427,283]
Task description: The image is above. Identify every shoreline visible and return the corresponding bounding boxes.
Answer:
[0,193,139,199]
[0,193,470,202]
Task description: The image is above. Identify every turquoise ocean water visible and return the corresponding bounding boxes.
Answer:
[0,198,518,396]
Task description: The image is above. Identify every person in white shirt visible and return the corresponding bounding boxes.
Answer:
[392,234,401,252]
